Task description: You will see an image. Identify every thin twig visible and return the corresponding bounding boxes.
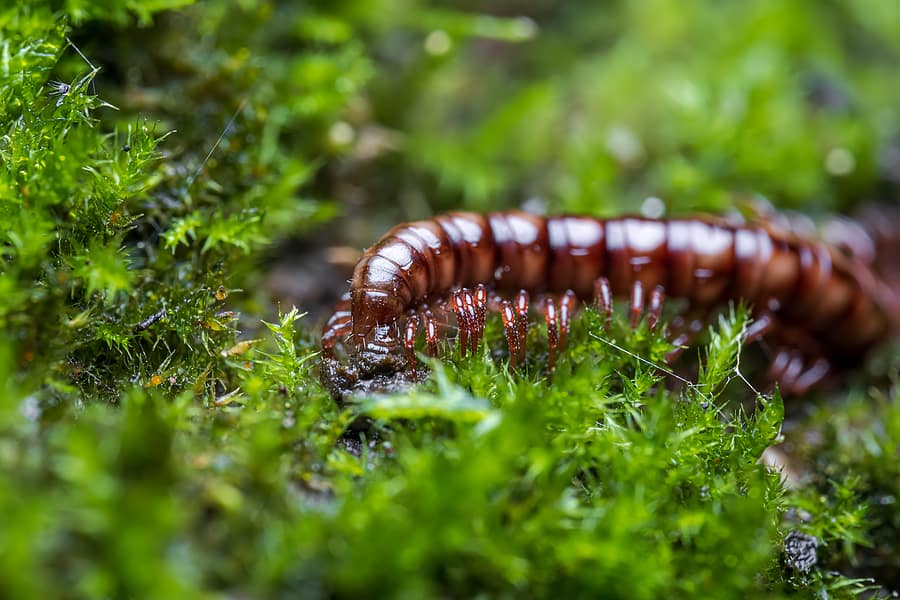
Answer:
[65,36,98,95]
[186,97,249,191]
[589,331,713,403]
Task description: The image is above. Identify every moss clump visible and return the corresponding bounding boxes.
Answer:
[0,1,898,598]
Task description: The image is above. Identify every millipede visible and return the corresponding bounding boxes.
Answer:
[320,209,900,401]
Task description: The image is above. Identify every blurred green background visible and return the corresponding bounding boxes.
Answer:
[1,0,899,598]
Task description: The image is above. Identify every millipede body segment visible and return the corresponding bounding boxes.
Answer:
[321,211,900,400]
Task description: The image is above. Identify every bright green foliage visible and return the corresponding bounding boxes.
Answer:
[390,1,900,215]
[0,1,898,598]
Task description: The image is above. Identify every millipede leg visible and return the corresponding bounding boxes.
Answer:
[475,284,488,339]
[742,312,774,344]
[543,297,559,372]
[664,316,706,363]
[321,325,341,358]
[452,291,470,358]
[462,288,480,355]
[424,311,438,357]
[791,357,831,395]
[775,350,806,394]
[630,281,645,329]
[321,317,352,358]
[515,290,529,365]
[500,300,519,369]
[647,285,665,332]
[559,290,577,350]
[321,294,353,358]
[767,349,792,387]
[593,277,613,331]
[404,315,419,377]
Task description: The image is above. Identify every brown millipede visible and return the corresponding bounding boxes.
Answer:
[321,210,900,400]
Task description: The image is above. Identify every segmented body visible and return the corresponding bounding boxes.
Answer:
[321,211,900,399]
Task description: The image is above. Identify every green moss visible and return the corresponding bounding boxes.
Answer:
[0,1,898,598]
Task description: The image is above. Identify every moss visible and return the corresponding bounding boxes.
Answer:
[0,1,898,598]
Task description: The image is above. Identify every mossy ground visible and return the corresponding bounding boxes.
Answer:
[1,1,898,598]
